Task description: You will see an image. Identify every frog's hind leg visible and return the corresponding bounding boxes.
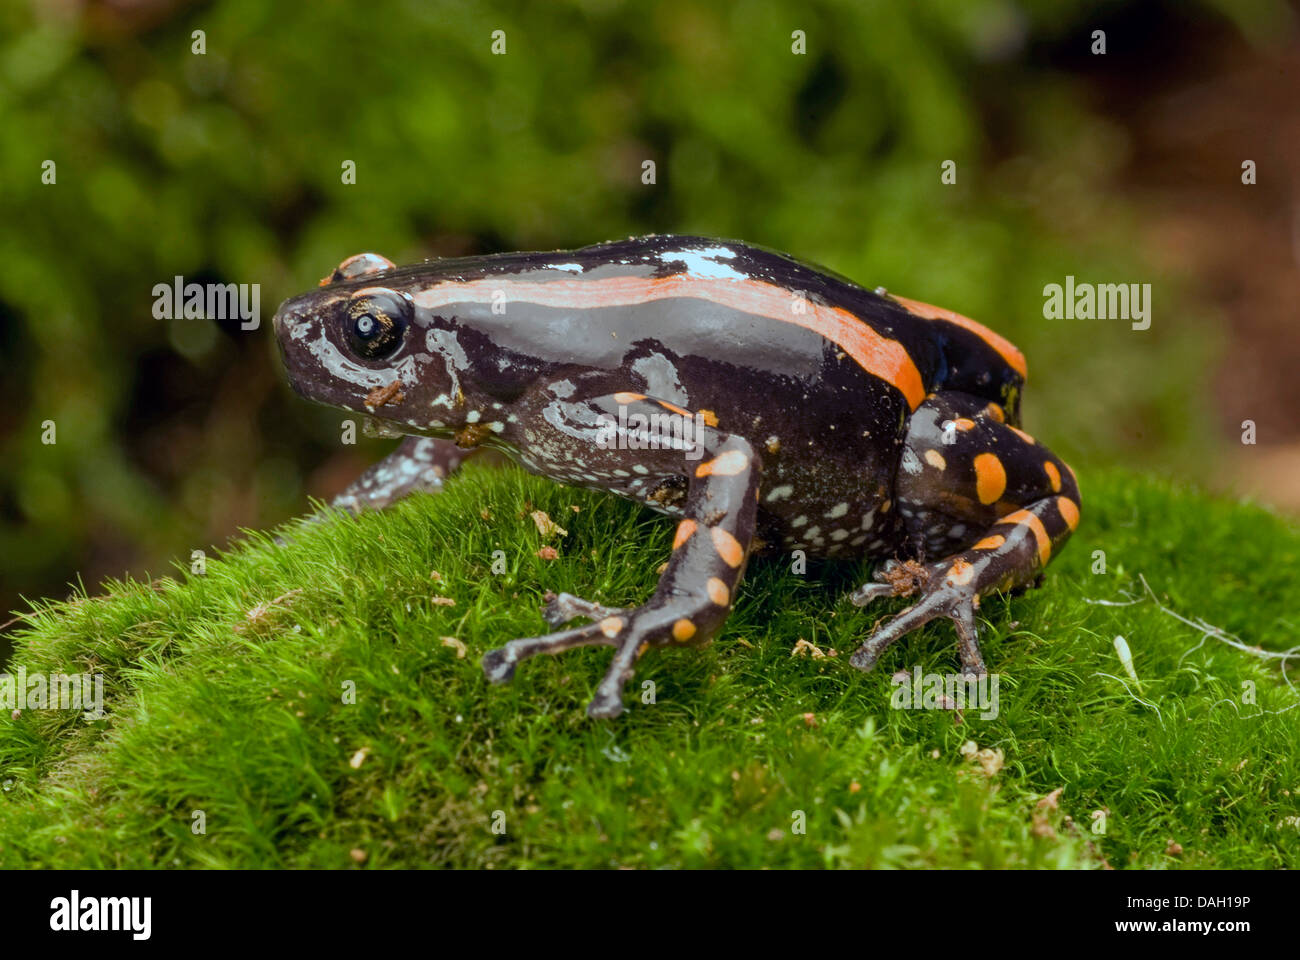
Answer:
[482,393,762,718]
[849,391,1080,675]
[331,435,477,514]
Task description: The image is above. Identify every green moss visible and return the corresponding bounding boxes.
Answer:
[1,464,1298,868]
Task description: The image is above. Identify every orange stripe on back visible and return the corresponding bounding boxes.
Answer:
[413,275,927,408]
[890,294,1028,380]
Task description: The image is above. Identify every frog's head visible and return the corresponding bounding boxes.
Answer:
[272,253,444,431]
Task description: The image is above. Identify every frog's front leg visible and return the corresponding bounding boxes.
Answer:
[482,394,761,718]
[331,435,476,514]
[278,435,477,545]
[849,391,1080,675]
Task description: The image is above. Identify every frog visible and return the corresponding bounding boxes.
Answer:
[272,235,1080,718]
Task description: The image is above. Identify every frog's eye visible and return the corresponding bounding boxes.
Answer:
[345,288,410,360]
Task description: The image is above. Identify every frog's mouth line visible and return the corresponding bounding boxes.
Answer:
[274,333,418,433]
[362,416,405,439]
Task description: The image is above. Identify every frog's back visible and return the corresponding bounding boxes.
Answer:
[400,234,1027,425]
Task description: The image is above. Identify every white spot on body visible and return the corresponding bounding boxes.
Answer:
[661,245,747,280]
[900,447,922,476]
[426,328,468,402]
[630,352,689,406]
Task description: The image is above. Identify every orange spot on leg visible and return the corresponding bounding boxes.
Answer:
[997,509,1052,566]
[710,527,745,567]
[974,534,1005,550]
[673,519,698,549]
[706,577,730,606]
[1057,496,1080,531]
[973,453,1007,505]
[672,619,697,642]
[947,558,976,586]
[1043,461,1061,493]
[696,449,749,477]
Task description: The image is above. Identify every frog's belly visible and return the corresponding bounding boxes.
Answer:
[752,455,898,557]
[509,431,899,560]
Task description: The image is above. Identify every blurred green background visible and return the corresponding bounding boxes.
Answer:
[1,0,1296,653]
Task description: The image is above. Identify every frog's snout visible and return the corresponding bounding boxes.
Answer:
[271,295,317,396]
[271,292,322,349]
[271,295,304,340]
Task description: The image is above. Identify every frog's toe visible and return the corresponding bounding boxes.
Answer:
[541,591,626,629]
[849,591,946,671]
[481,648,517,684]
[482,604,700,719]
[480,619,624,688]
[849,577,985,677]
[586,681,629,719]
[849,582,894,607]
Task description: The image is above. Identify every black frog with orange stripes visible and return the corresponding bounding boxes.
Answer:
[272,236,1080,718]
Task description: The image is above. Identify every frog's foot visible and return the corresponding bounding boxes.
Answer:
[482,396,764,718]
[848,495,1080,676]
[276,436,476,546]
[482,606,715,718]
[330,435,475,515]
[541,591,626,629]
[481,622,620,687]
[849,390,1083,677]
[849,563,986,675]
